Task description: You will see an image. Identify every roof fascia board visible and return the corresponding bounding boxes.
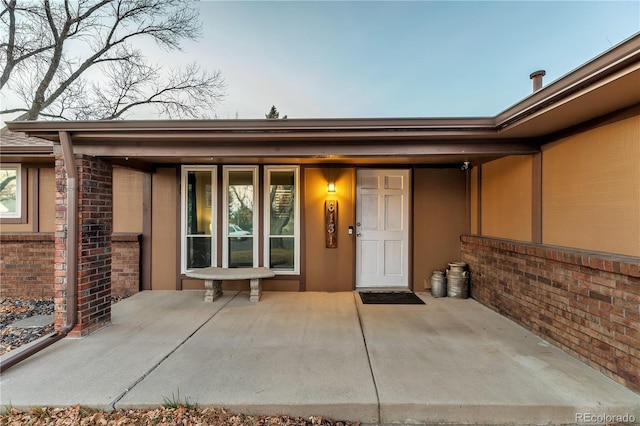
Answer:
[498,62,640,134]
[495,33,640,129]
[62,129,504,143]
[0,146,54,154]
[6,117,496,137]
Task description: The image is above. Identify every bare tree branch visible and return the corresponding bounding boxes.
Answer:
[107,62,225,119]
[0,107,28,114]
[0,0,17,88]
[1,0,225,121]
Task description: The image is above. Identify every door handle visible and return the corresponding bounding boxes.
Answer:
[356,233,362,237]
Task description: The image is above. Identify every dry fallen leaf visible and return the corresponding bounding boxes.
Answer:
[0,406,360,426]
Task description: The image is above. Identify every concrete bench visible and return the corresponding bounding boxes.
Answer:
[185,267,275,303]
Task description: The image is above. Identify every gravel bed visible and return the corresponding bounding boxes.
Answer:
[0,298,54,355]
[0,297,127,356]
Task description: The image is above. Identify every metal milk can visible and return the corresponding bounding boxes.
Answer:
[430,270,447,298]
[446,262,469,299]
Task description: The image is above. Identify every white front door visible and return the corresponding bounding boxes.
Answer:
[356,169,410,288]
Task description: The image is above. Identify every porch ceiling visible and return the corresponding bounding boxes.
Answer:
[110,154,509,167]
[55,136,541,165]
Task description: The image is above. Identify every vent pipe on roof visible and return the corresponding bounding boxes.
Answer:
[529,70,546,92]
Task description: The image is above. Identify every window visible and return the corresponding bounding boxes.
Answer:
[181,166,216,272]
[0,164,22,220]
[223,166,258,268]
[264,167,299,273]
[181,165,300,275]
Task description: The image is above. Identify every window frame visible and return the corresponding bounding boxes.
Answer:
[222,165,259,268]
[263,166,300,275]
[0,163,26,223]
[180,165,217,273]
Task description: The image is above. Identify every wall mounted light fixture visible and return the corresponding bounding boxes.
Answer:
[327,181,336,193]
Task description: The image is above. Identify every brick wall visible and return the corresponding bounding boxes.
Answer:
[56,154,113,337]
[0,232,140,300]
[461,235,640,392]
[111,233,141,297]
[0,233,54,298]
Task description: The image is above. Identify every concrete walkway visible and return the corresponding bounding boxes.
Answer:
[1,291,639,425]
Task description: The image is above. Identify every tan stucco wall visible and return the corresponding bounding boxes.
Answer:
[113,167,144,233]
[413,168,468,290]
[151,167,178,290]
[38,168,56,232]
[543,116,640,256]
[481,156,533,241]
[304,167,355,292]
[470,167,478,235]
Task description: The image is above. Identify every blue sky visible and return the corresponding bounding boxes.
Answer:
[2,1,639,122]
[185,0,639,119]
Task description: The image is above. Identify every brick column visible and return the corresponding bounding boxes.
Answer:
[55,154,113,337]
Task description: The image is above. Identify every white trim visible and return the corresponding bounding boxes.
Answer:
[223,166,259,268]
[180,165,217,273]
[263,166,300,275]
[0,163,21,219]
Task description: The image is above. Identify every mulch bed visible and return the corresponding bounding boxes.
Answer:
[0,404,359,425]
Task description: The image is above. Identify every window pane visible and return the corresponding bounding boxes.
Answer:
[0,168,17,215]
[187,171,212,236]
[228,171,254,235]
[229,237,254,268]
[270,237,294,270]
[269,171,295,236]
[186,237,212,269]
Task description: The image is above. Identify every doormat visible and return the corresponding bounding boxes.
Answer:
[359,292,425,305]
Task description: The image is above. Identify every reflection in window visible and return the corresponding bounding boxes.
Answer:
[183,168,215,270]
[266,168,298,272]
[226,168,257,268]
[186,236,212,269]
[0,165,20,218]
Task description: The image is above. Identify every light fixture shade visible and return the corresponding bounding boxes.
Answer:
[327,182,336,193]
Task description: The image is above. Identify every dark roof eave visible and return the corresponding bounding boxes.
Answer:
[5,33,639,143]
[5,117,497,142]
[0,146,54,155]
[495,32,640,129]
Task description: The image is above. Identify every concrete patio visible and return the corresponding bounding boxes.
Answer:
[1,291,639,425]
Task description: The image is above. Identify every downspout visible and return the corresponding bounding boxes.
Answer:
[58,131,78,336]
[0,131,78,373]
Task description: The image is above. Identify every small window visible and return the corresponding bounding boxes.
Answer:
[264,166,299,273]
[0,164,23,220]
[181,166,216,272]
[223,166,258,268]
